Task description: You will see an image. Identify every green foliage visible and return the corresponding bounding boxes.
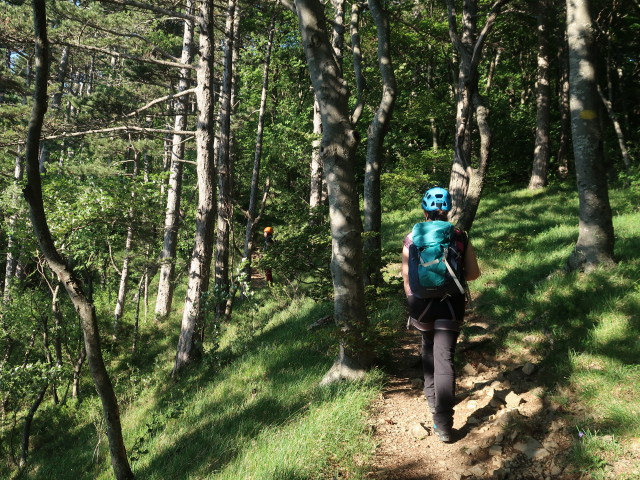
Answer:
[380,149,452,211]
[470,185,640,476]
[256,208,332,301]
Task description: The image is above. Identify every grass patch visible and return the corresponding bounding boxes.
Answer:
[472,185,640,477]
[4,184,639,479]
[16,294,382,480]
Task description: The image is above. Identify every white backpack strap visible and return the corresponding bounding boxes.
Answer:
[420,251,446,268]
[443,257,465,295]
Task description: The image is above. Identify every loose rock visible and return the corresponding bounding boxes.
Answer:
[522,362,537,375]
[410,378,424,390]
[463,363,478,375]
[411,423,428,439]
[513,436,546,460]
[505,391,523,408]
[489,445,503,455]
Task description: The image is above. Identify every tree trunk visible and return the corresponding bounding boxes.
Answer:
[214,0,238,319]
[244,18,275,279]
[484,47,502,92]
[309,96,324,209]
[529,0,551,189]
[597,85,632,169]
[22,1,134,477]
[52,45,70,110]
[430,117,438,151]
[445,0,507,232]
[295,0,373,384]
[19,384,47,468]
[173,0,216,376]
[565,0,615,271]
[557,39,571,179]
[41,312,59,404]
[52,283,64,397]
[349,2,366,126]
[156,2,195,321]
[330,0,345,76]
[3,152,24,304]
[363,0,396,286]
[458,92,492,229]
[71,347,86,400]
[113,150,139,334]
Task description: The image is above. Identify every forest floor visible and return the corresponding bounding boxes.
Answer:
[366,309,578,480]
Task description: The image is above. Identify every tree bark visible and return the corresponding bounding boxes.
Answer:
[295,0,373,384]
[19,384,47,468]
[155,0,195,321]
[113,150,139,334]
[363,0,396,286]
[330,0,345,76]
[529,0,551,189]
[349,2,366,126]
[445,0,507,232]
[597,85,632,169]
[565,0,615,271]
[557,39,571,179]
[22,1,134,477]
[71,347,86,400]
[309,96,324,209]
[3,152,24,305]
[244,17,275,279]
[173,0,216,376]
[214,0,238,319]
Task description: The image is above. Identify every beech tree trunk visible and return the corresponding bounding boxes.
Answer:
[22,1,134,477]
[156,1,195,320]
[529,0,551,189]
[214,0,238,318]
[330,0,345,76]
[565,0,615,271]
[445,0,507,232]
[295,0,373,384]
[363,0,396,286]
[349,2,366,126]
[173,0,216,376]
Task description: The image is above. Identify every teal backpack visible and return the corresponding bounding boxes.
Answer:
[408,220,466,299]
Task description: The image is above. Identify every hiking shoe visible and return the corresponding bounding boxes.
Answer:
[433,425,452,443]
[427,398,436,414]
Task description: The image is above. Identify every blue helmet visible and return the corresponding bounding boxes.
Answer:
[422,187,452,212]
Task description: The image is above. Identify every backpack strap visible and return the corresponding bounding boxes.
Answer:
[406,299,433,329]
[443,256,465,295]
[406,298,460,331]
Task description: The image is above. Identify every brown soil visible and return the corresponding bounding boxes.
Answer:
[366,311,577,480]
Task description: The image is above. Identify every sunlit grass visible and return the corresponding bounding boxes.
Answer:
[6,184,639,479]
[472,185,640,478]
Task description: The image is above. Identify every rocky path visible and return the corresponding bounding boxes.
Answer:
[366,313,576,480]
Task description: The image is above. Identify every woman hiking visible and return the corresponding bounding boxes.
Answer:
[401,187,481,443]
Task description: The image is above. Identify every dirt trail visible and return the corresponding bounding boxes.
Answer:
[367,311,576,480]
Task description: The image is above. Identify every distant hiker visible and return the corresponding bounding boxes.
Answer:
[263,226,274,283]
[401,187,481,443]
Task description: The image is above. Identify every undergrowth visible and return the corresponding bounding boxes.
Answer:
[4,184,639,480]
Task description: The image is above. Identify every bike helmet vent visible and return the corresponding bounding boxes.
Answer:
[421,187,452,212]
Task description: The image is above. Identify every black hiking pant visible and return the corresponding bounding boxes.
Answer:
[422,329,459,432]
[407,294,464,433]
